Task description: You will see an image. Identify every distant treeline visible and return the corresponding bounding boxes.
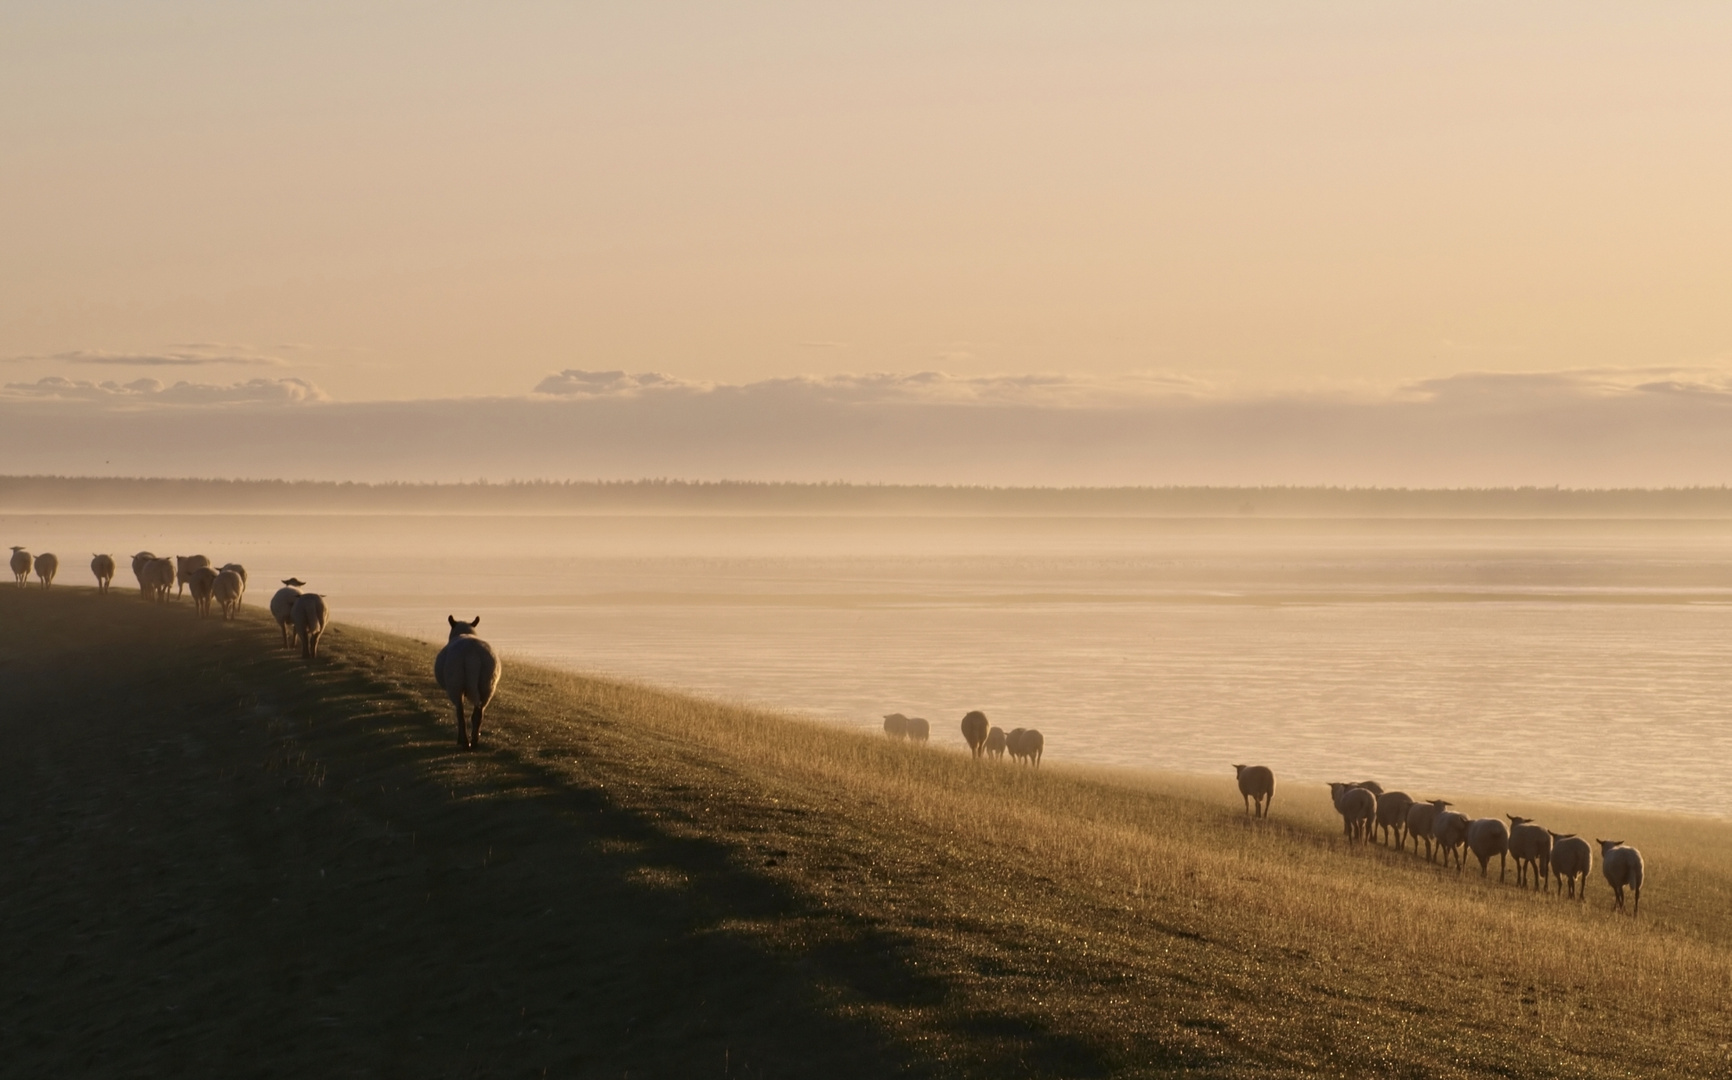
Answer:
[10,475,1732,517]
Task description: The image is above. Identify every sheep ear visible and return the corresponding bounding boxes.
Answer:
[471,616,480,627]
[448,615,457,627]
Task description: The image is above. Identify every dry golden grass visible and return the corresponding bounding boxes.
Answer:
[4,584,1729,1077]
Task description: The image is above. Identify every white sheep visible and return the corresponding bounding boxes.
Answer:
[1432,809,1471,871]
[1506,816,1553,891]
[1596,839,1645,916]
[905,716,930,744]
[269,579,305,648]
[174,555,211,599]
[1548,833,1593,899]
[143,557,176,603]
[9,547,32,587]
[219,563,248,604]
[1466,817,1510,881]
[91,554,116,594]
[34,552,58,589]
[1405,799,1450,862]
[1233,764,1275,818]
[882,713,909,740]
[290,593,329,660]
[189,566,219,617]
[1374,790,1415,847]
[1017,729,1044,767]
[436,615,502,750]
[985,726,1007,761]
[131,552,156,598]
[213,569,244,620]
[1329,782,1376,844]
[960,711,990,759]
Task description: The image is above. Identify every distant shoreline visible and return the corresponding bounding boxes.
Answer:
[10,474,1732,517]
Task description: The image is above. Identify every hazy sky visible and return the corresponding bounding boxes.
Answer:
[5,3,1732,482]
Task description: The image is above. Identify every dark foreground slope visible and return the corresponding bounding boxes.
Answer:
[1,587,1728,1078]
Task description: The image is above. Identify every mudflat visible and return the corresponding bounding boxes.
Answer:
[2,585,1728,1077]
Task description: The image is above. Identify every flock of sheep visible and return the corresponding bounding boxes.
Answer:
[1233,765,1647,915]
[9,542,502,753]
[881,708,1046,766]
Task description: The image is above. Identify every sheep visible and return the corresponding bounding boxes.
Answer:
[1549,833,1593,899]
[213,569,244,620]
[960,710,990,759]
[143,557,176,603]
[269,579,305,648]
[219,563,247,604]
[1506,816,1554,891]
[1433,809,1471,871]
[91,553,116,594]
[1467,817,1510,881]
[905,716,930,744]
[985,726,1007,761]
[1406,799,1450,861]
[1018,729,1044,767]
[1354,780,1385,796]
[436,615,502,751]
[882,713,909,740]
[34,552,58,589]
[131,552,156,598]
[1329,782,1376,844]
[1233,764,1275,818]
[290,593,329,660]
[1597,839,1645,916]
[9,547,31,587]
[174,555,211,599]
[1374,790,1415,848]
[189,566,219,617]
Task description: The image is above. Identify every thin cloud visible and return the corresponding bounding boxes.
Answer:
[1,375,327,404]
[532,369,1211,406]
[8,348,286,368]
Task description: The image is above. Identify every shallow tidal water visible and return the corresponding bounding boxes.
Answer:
[8,510,1732,817]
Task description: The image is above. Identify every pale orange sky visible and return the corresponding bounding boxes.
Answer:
[5,2,1732,405]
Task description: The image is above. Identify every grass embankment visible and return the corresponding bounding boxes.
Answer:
[2,587,1729,1078]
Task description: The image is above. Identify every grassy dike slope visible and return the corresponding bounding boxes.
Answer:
[2,587,1729,1078]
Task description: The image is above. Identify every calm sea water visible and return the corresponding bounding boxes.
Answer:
[8,511,1732,816]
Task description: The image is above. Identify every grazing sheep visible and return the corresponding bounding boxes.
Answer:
[290,593,329,660]
[1433,809,1471,871]
[1374,790,1415,848]
[213,569,244,620]
[1506,816,1554,891]
[985,726,1007,761]
[960,710,990,759]
[1329,782,1377,844]
[1467,818,1510,880]
[1597,839,1645,916]
[143,557,176,603]
[174,555,211,599]
[34,552,58,589]
[1549,833,1593,899]
[269,580,304,648]
[131,552,156,598]
[91,554,116,593]
[189,566,219,617]
[882,713,909,740]
[435,615,502,751]
[905,716,930,743]
[1406,800,1450,861]
[219,563,247,604]
[1233,764,1275,818]
[9,547,31,587]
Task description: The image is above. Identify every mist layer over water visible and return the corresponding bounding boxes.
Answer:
[9,511,1732,816]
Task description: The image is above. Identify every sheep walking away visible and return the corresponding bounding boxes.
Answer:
[213,569,244,620]
[984,726,1006,761]
[960,710,990,759]
[9,547,32,587]
[1433,809,1471,871]
[1374,790,1414,847]
[189,566,218,617]
[1506,816,1553,891]
[1549,833,1592,899]
[290,593,329,660]
[34,552,58,589]
[1233,764,1275,818]
[270,579,305,648]
[1329,782,1376,844]
[174,555,211,599]
[1597,839,1645,916]
[1406,800,1450,861]
[1466,818,1510,881]
[91,554,116,593]
[436,615,502,751]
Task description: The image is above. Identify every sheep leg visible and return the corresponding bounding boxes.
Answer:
[1499,852,1507,883]
[1632,886,1639,917]
[469,702,486,749]
[452,696,469,748]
